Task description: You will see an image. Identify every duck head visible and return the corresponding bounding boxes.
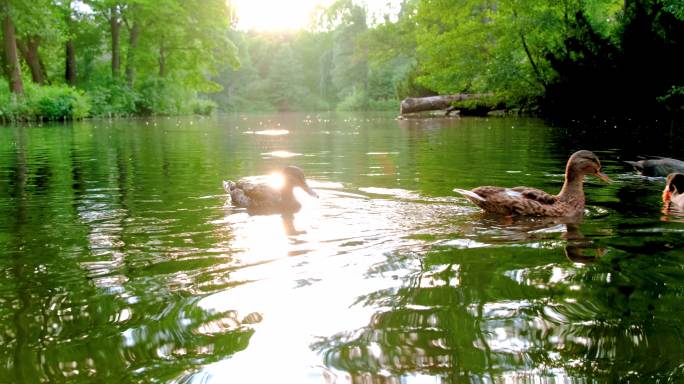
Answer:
[663,173,684,202]
[566,150,610,183]
[282,166,318,198]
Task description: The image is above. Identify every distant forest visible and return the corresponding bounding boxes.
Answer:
[1,0,682,121]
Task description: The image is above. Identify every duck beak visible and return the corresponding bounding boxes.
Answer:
[595,171,611,183]
[301,182,319,198]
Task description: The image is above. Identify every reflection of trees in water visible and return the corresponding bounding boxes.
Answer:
[0,125,255,382]
[312,226,684,382]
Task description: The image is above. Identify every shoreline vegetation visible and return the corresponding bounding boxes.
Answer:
[1,0,682,124]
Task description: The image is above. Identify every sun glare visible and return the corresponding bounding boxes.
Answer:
[268,172,285,189]
[230,0,334,31]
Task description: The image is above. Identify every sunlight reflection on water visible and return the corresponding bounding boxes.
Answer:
[254,129,290,136]
[261,150,303,158]
[187,183,479,382]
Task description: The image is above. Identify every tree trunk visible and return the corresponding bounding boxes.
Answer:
[64,1,77,86]
[110,5,121,78]
[2,11,24,95]
[125,21,139,86]
[65,39,76,85]
[519,31,547,91]
[17,36,46,85]
[400,94,491,115]
[38,53,48,84]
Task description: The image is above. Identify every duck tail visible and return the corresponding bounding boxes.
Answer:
[453,188,485,202]
[223,180,236,193]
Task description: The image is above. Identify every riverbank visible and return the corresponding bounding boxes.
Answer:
[0,80,218,124]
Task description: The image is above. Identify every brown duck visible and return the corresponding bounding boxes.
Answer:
[454,150,610,217]
[223,166,318,217]
[663,173,684,211]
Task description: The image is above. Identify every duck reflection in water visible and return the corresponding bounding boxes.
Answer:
[480,214,607,263]
[223,166,318,235]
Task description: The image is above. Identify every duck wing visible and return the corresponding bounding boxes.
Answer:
[241,183,281,203]
[224,179,282,211]
[469,186,557,204]
[457,186,562,216]
[510,186,558,205]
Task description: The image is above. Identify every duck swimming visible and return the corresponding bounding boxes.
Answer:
[223,166,318,217]
[625,157,684,177]
[454,150,610,217]
[663,173,684,211]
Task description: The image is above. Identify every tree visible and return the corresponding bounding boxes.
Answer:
[109,4,121,78]
[12,0,61,85]
[122,2,141,86]
[267,42,307,111]
[361,0,424,100]
[64,1,77,86]
[327,0,369,102]
[132,0,237,89]
[543,0,684,117]
[1,0,24,94]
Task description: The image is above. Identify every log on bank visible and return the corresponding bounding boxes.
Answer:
[400,94,491,115]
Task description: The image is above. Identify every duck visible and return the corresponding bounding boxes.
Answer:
[223,166,318,217]
[453,150,610,217]
[625,157,684,177]
[662,173,684,211]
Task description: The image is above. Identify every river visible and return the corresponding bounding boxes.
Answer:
[1,112,683,382]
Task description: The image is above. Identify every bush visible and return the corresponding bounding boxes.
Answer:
[190,98,217,115]
[87,80,139,117]
[657,86,684,113]
[0,97,32,123]
[336,89,368,111]
[295,94,330,111]
[0,75,226,123]
[137,78,193,115]
[29,85,91,120]
[367,98,399,111]
[0,81,91,122]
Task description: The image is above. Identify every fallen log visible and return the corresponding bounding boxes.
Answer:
[400,93,491,115]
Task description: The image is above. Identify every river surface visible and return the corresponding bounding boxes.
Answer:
[1,113,683,383]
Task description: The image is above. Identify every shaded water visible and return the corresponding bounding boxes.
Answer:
[1,113,683,383]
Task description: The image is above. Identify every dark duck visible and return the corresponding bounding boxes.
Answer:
[625,157,684,177]
[223,166,318,217]
[454,150,610,217]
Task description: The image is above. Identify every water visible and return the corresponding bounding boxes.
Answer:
[1,113,683,383]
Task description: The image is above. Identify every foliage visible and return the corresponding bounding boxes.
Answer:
[405,0,682,117]
[0,80,91,121]
[0,0,237,121]
[211,0,411,112]
[336,88,368,111]
[654,86,684,115]
[543,0,684,117]
[190,98,218,116]
[87,80,139,116]
[29,84,91,120]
